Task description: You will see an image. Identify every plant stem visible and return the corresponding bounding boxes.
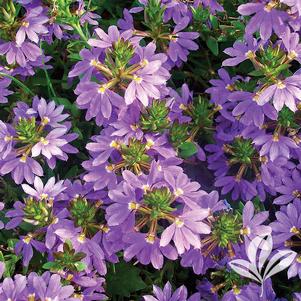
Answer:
[43,69,57,98]
[0,72,34,96]
[39,42,57,98]
[72,22,90,47]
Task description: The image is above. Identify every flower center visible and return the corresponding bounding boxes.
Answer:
[40,137,49,145]
[290,226,300,234]
[133,74,143,84]
[98,84,107,94]
[276,80,286,89]
[22,21,29,27]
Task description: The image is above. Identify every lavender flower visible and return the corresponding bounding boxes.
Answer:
[238,1,288,41]
[143,282,201,301]
[0,77,13,103]
[0,41,42,67]
[15,6,48,45]
[281,0,301,15]
[160,208,210,254]
[253,133,298,161]
[223,37,258,67]
[274,169,301,204]
[257,73,301,112]
[21,176,66,201]
[167,17,199,64]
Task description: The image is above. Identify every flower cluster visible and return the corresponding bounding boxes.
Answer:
[1,0,301,300]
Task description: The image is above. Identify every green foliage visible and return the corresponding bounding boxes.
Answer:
[106,261,147,298]
[43,240,87,272]
[178,141,198,159]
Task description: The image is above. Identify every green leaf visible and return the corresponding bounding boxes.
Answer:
[206,37,218,56]
[74,261,87,272]
[106,261,147,297]
[209,15,218,30]
[65,165,79,178]
[178,142,198,159]
[4,254,20,277]
[42,261,57,269]
[248,69,264,77]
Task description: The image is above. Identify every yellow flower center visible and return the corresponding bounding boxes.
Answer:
[133,75,143,84]
[110,140,119,148]
[174,188,184,197]
[40,137,49,145]
[175,217,184,228]
[245,50,255,59]
[22,21,29,27]
[146,139,154,149]
[98,84,107,94]
[146,233,155,244]
[4,135,13,142]
[128,201,140,210]
[276,80,286,89]
[290,226,300,234]
[77,233,86,243]
[23,234,33,244]
[20,154,27,163]
[240,226,251,235]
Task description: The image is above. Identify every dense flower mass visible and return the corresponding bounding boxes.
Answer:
[0,0,301,299]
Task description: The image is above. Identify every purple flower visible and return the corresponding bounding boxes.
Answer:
[117,9,134,31]
[162,0,191,23]
[110,106,143,140]
[15,234,46,266]
[75,80,124,125]
[124,43,169,106]
[164,170,205,209]
[31,128,69,159]
[143,282,200,301]
[281,0,301,15]
[28,272,77,301]
[31,97,69,128]
[0,275,27,301]
[198,190,226,214]
[223,37,258,66]
[215,175,257,201]
[169,83,193,123]
[123,232,177,269]
[68,48,104,81]
[274,169,301,204]
[288,255,301,279]
[0,41,41,67]
[15,6,48,45]
[0,202,4,230]
[253,133,298,161]
[0,121,15,159]
[206,69,238,105]
[167,17,199,64]
[180,248,210,275]
[77,0,101,26]
[0,77,13,103]
[257,73,301,111]
[238,1,288,41]
[281,28,301,63]
[21,176,66,201]
[160,208,210,254]
[0,154,43,184]
[271,199,301,245]
[88,26,138,49]
[230,91,277,127]
[196,0,224,14]
[241,201,271,239]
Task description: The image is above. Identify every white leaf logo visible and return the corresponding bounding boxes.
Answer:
[229,235,296,295]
